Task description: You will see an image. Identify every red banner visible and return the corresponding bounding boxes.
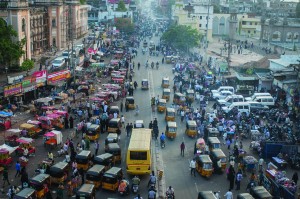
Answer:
[47,70,71,83]
[4,83,22,97]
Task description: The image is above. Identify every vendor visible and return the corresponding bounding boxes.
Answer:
[23,147,29,158]
[48,152,53,161]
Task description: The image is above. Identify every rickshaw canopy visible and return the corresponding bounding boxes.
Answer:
[15,188,35,199]
[187,120,197,127]
[250,186,272,199]
[158,99,167,104]
[167,121,177,129]
[103,167,122,178]
[87,164,105,176]
[166,108,175,113]
[186,89,195,95]
[211,149,226,159]
[109,118,120,126]
[87,124,100,131]
[197,191,217,199]
[0,144,18,154]
[77,150,91,159]
[163,88,171,94]
[50,161,68,174]
[77,183,95,195]
[106,143,120,153]
[46,113,61,119]
[16,137,33,144]
[30,174,50,184]
[27,120,41,125]
[94,153,113,164]
[126,97,135,104]
[134,120,144,128]
[198,155,212,164]
[20,123,35,129]
[208,137,221,144]
[48,130,63,144]
[162,77,169,82]
[237,193,255,199]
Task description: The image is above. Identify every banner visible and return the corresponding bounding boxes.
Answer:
[47,70,71,84]
[22,76,36,93]
[33,70,47,87]
[4,83,22,97]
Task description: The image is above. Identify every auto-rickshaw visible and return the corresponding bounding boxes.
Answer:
[195,155,213,178]
[20,123,42,138]
[107,118,121,133]
[86,164,106,189]
[125,97,135,109]
[14,188,36,199]
[76,184,96,199]
[141,79,149,90]
[165,56,172,64]
[161,77,170,88]
[49,161,69,184]
[109,106,120,116]
[134,120,144,128]
[237,193,255,199]
[185,120,197,138]
[197,191,217,199]
[173,92,186,105]
[162,88,171,101]
[16,137,36,157]
[76,150,92,171]
[104,143,121,164]
[166,121,177,139]
[94,153,113,171]
[210,149,227,173]
[157,99,167,112]
[86,124,100,141]
[105,134,118,150]
[204,127,219,141]
[207,137,221,152]
[250,186,272,199]
[29,174,51,198]
[165,108,176,121]
[102,167,123,191]
[186,89,195,102]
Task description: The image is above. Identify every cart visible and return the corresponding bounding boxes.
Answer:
[243,156,258,172]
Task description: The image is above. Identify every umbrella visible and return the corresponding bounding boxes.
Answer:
[16,137,33,144]
[44,132,55,137]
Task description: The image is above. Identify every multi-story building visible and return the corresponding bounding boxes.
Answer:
[267,0,297,18]
[239,15,261,38]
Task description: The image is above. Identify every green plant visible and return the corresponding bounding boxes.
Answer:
[246,67,254,75]
[20,59,34,73]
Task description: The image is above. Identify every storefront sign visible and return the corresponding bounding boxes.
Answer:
[7,75,23,84]
[33,70,47,87]
[23,84,36,93]
[47,70,71,84]
[4,83,22,97]
[22,77,36,93]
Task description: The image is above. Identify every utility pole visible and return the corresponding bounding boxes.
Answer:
[67,1,75,83]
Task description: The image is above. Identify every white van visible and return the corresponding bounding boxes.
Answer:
[211,86,235,94]
[222,102,250,115]
[217,94,244,107]
[62,50,72,60]
[245,93,271,101]
[253,96,275,107]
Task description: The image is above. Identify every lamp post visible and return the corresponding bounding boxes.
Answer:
[5,66,8,83]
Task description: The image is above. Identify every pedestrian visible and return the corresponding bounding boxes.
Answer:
[3,167,10,186]
[69,116,74,129]
[226,138,231,150]
[292,172,298,185]
[228,165,235,190]
[21,170,29,189]
[224,189,233,199]
[180,142,185,156]
[190,159,196,177]
[57,183,64,199]
[94,141,99,155]
[258,157,264,171]
[15,161,21,177]
[125,101,129,112]
[235,170,242,190]
[120,101,124,112]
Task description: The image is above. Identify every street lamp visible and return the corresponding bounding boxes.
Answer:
[5,66,8,82]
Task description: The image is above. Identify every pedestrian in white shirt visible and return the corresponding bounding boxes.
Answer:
[224,189,233,199]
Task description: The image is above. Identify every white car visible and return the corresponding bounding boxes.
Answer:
[212,90,233,100]
[50,57,65,70]
[217,95,244,107]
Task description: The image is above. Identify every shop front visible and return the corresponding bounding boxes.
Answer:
[22,76,37,103]
[47,70,71,93]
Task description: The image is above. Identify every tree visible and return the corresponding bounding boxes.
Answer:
[79,0,86,4]
[296,3,300,18]
[0,18,25,69]
[114,18,134,35]
[20,59,34,74]
[116,0,127,11]
[213,5,220,13]
[161,25,202,52]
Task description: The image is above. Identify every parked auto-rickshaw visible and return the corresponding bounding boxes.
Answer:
[165,108,176,121]
[207,137,221,152]
[166,121,177,139]
[134,120,144,128]
[141,79,149,90]
[197,191,216,199]
[109,106,120,116]
[76,184,96,199]
[0,148,13,167]
[86,164,106,189]
[195,155,213,178]
[210,149,227,173]
[20,123,42,138]
[107,118,121,133]
[16,137,36,157]
[104,143,121,164]
[237,193,255,199]
[76,150,92,171]
[94,153,113,171]
[86,124,100,141]
[102,167,123,191]
[186,89,195,102]
[157,99,167,112]
[250,186,272,199]
[204,127,219,141]
[49,161,69,184]
[161,77,170,88]
[105,134,118,150]
[173,92,186,105]
[185,120,197,138]
[162,88,171,101]
[29,174,50,198]
[14,188,36,199]
[125,97,135,109]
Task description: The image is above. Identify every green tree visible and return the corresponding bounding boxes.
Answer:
[79,0,86,4]
[116,0,127,11]
[161,25,202,52]
[114,18,134,35]
[20,59,34,74]
[0,18,25,69]
[213,5,220,13]
[296,3,300,18]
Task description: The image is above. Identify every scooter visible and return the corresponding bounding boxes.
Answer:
[166,193,174,199]
[161,140,165,148]
[132,184,139,193]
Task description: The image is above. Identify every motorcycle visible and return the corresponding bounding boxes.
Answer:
[161,140,165,148]
[166,193,174,199]
[118,180,130,195]
[132,184,139,193]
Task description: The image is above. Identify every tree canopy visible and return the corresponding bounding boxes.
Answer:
[0,18,25,69]
[161,25,202,52]
[114,18,134,35]
[296,3,300,18]
[116,0,127,11]
[20,59,34,73]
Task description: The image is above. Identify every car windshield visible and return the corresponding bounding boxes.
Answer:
[53,60,63,64]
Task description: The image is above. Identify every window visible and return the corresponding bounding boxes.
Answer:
[248,30,251,33]
[22,18,26,32]
[242,21,246,25]
[250,22,252,25]
[199,24,202,27]
[254,31,256,34]
[200,16,202,19]
[238,106,243,109]
[130,151,147,160]
[268,99,273,102]
[255,22,257,25]
[52,19,56,27]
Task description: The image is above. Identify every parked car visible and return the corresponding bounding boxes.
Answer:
[50,57,65,70]
[217,95,244,107]
[212,91,233,100]
[248,101,269,112]
[211,86,235,95]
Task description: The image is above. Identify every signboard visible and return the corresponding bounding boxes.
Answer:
[22,76,37,93]
[33,70,47,87]
[47,70,71,84]
[4,83,22,97]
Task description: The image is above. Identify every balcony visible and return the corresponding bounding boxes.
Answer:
[7,1,28,9]
[30,0,64,6]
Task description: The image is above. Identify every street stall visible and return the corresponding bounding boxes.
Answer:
[271,157,288,170]
[0,145,17,168]
[243,156,258,172]
[44,130,63,149]
[46,113,64,130]
[16,137,35,157]
[35,97,53,107]
[5,128,21,147]
[0,111,13,130]
[19,123,42,138]
[38,116,53,130]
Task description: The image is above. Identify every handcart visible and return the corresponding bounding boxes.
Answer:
[243,156,258,172]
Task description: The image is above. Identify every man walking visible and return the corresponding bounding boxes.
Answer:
[235,170,242,190]
[190,159,196,177]
[94,141,99,155]
[224,189,233,199]
[180,142,185,156]
[15,161,21,177]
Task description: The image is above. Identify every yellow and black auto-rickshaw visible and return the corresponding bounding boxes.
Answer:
[185,120,197,138]
[94,153,113,171]
[14,188,36,199]
[197,191,217,199]
[86,124,100,141]
[76,184,96,199]
[166,121,177,139]
[76,150,92,171]
[49,161,69,184]
[29,174,51,198]
[134,120,144,128]
[161,77,170,88]
[162,88,171,101]
[107,118,121,133]
[157,99,167,112]
[173,92,186,105]
[105,133,118,150]
[105,143,121,164]
[141,79,149,90]
[109,106,120,116]
[20,123,42,138]
[237,193,255,199]
[250,186,272,199]
[86,164,106,189]
[165,108,176,121]
[102,167,123,191]
[207,137,221,152]
[186,89,195,102]
[125,97,135,109]
[210,149,227,173]
[195,155,213,178]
